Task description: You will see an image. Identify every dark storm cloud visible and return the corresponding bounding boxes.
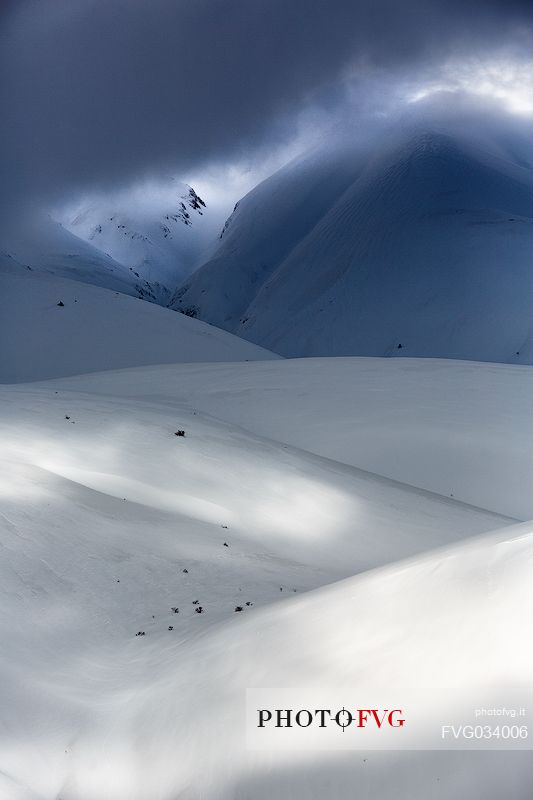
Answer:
[1,0,533,212]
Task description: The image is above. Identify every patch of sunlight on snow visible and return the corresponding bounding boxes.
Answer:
[66,747,139,800]
[253,475,358,539]
[1,424,358,540]
[41,462,230,523]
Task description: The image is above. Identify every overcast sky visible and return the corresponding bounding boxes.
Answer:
[2,0,533,220]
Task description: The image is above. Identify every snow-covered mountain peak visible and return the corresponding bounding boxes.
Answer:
[173,105,533,362]
[55,180,221,304]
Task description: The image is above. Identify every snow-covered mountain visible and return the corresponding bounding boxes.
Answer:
[63,179,222,303]
[1,178,222,307]
[173,101,533,363]
[169,140,366,323]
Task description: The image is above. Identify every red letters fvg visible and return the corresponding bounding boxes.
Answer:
[257,707,405,729]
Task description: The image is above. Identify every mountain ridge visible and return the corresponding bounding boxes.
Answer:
[173,106,533,363]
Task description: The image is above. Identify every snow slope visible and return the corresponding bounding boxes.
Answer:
[169,140,366,325]
[0,270,277,382]
[98,522,533,800]
[1,215,140,297]
[0,370,518,800]
[52,356,533,521]
[174,103,533,362]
